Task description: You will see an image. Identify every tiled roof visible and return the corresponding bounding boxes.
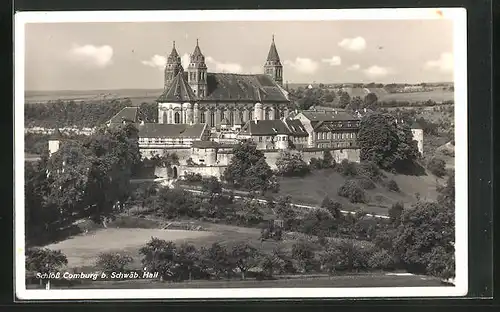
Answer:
[138,123,207,139]
[300,110,360,122]
[283,118,309,137]
[108,107,139,124]
[157,72,288,103]
[157,71,197,102]
[239,120,292,136]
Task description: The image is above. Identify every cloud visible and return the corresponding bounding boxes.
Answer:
[424,52,454,73]
[69,44,113,67]
[321,56,341,66]
[338,37,366,52]
[363,65,392,78]
[206,56,242,73]
[141,54,167,70]
[284,57,319,74]
[347,64,360,71]
[248,65,263,74]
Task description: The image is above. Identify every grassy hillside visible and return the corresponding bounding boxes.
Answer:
[277,169,441,215]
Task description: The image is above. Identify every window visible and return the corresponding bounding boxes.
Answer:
[210,111,215,127]
[229,110,234,126]
[259,137,262,142]
[200,111,206,123]
[248,110,253,121]
[174,112,181,124]
[220,110,224,122]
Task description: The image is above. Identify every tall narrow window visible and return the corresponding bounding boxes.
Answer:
[229,110,234,126]
[174,112,180,124]
[248,110,253,121]
[239,111,244,124]
[200,111,206,123]
[210,111,215,127]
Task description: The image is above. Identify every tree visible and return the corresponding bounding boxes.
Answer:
[388,202,404,226]
[337,159,358,177]
[223,142,276,193]
[339,92,351,109]
[291,240,319,273]
[322,150,335,168]
[175,243,201,281]
[275,151,310,177]
[364,92,378,109]
[201,176,223,196]
[96,253,133,274]
[201,243,234,279]
[25,248,68,286]
[321,196,342,219]
[139,238,178,281]
[231,243,259,280]
[275,196,297,230]
[240,199,264,225]
[393,201,455,279]
[357,113,419,172]
[348,96,364,111]
[427,157,447,178]
[338,180,366,203]
[386,179,400,192]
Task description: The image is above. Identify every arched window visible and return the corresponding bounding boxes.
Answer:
[239,111,244,124]
[174,112,180,124]
[220,110,225,122]
[248,110,253,121]
[229,110,234,126]
[210,111,215,127]
[200,110,206,123]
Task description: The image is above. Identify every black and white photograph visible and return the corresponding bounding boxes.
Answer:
[15,8,468,300]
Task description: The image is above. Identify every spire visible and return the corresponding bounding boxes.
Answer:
[267,35,280,62]
[167,40,180,62]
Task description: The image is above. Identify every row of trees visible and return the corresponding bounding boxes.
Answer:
[25,99,157,128]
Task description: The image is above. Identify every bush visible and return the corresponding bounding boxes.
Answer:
[276,151,310,177]
[357,161,383,181]
[338,180,366,203]
[427,157,447,177]
[356,177,376,190]
[96,253,133,273]
[108,216,161,229]
[368,249,396,270]
[386,179,400,192]
[337,159,358,177]
[184,172,203,183]
[388,202,404,225]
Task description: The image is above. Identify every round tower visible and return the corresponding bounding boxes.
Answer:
[275,134,289,150]
[254,103,263,121]
[188,39,208,98]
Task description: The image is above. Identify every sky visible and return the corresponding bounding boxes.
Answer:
[24,20,454,91]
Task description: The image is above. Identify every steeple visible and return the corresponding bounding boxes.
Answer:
[264,35,283,86]
[164,41,184,90]
[188,39,208,98]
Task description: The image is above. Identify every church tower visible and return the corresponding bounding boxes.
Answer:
[264,35,283,86]
[187,39,208,98]
[164,41,184,90]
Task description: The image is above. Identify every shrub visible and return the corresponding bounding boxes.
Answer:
[338,180,366,203]
[357,161,383,181]
[309,157,323,170]
[386,179,400,192]
[96,253,133,273]
[427,157,447,177]
[337,159,358,177]
[321,196,342,219]
[388,202,404,226]
[184,172,203,183]
[276,151,310,177]
[356,177,376,190]
[368,249,396,270]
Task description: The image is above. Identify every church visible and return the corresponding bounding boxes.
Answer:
[156,37,292,128]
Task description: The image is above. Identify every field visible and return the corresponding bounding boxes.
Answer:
[44,223,287,270]
[277,169,442,215]
[25,89,163,106]
[25,88,454,105]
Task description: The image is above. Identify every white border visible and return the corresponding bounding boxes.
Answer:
[15,8,468,300]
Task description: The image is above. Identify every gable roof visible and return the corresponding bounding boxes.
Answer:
[283,118,309,137]
[108,107,139,124]
[157,71,197,102]
[239,120,292,136]
[137,123,207,139]
[158,72,289,103]
[300,110,360,122]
